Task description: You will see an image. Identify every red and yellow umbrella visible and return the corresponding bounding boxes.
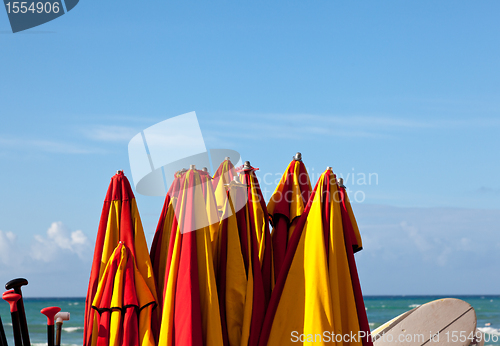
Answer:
[158,168,223,346]
[92,242,156,346]
[258,168,371,346]
[237,161,273,299]
[337,178,371,346]
[217,172,273,346]
[267,154,311,281]
[212,158,236,213]
[150,171,183,322]
[84,171,158,346]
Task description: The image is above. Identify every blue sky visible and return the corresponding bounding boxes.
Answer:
[0,1,499,296]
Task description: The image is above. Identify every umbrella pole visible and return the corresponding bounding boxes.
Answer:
[54,312,69,346]
[5,279,30,346]
[40,307,61,346]
[2,293,22,346]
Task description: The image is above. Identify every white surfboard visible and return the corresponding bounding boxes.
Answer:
[372,298,478,346]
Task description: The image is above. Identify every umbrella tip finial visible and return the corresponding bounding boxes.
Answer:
[202,167,208,172]
[116,170,123,175]
[338,177,345,187]
[225,156,230,161]
[244,161,251,169]
[293,152,302,161]
[326,166,333,171]
[190,164,196,170]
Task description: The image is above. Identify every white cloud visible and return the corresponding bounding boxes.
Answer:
[0,230,18,266]
[0,136,101,154]
[354,204,500,294]
[31,222,91,262]
[82,125,139,142]
[202,112,500,145]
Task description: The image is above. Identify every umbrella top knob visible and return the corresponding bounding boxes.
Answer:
[190,164,196,170]
[327,166,333,171]
[202,167,208,172]
[244,161,251,169]
[293,152,302,161]
[225,156,230,161]
[338,177,346,187]
[116,170,123,175]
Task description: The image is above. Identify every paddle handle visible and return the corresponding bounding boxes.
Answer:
[0,315,8,346]
[10,312,22,346]
[46,325,54,346]
[55,322,62,346]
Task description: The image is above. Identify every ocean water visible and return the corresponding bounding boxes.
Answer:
[0,296,498,345]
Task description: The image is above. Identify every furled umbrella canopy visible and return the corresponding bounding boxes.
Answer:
[258,168,371,346]
[84,171,158,346]
[217,176,270,346]
[237,161,273,299]
[337,178,371,346]
[92,242,156,346]
[158,168,223,346]
[267,154,311,281]
[149,170,184,322]
[212,158,236,214]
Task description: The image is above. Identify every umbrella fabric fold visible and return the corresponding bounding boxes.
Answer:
[85,171,158,346]
[92,242,156,346]
[237,164,273,301]
[258,169,371,346]
[217,176,271,346]
[150,172,182,322]
[212,159,236,213]
[199,169,221,261]
[338,183,371,345]
[267,159,311,281]
[158,168,223,346]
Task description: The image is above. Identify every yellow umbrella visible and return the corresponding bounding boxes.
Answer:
[267,153,311,281]
[158,167,223,346]
[259,168,369,346]
[84,171,158,346]
[92,242,156,346]
[217,174,272,346]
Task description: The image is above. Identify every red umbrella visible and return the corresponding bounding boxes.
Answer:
[92,241,156,346]
[158,167,223,346]
[267,153,311,281]
[217,170,272,346]
[258,168,372,346]
[237,161,273,302]
[212,158,236,214]
[84,171,158,346]
[150,170,183,322]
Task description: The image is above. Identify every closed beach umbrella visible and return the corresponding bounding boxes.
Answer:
[258,168,371,346]
[84,171,158,346]
[92,242,156,346]
[158,168,223,346]
[150,171,183,321]
[337,178,372,346]
[267,153,311,281]
[237,161,273,300]
[212,158,236,213]
[217,174,271,346]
